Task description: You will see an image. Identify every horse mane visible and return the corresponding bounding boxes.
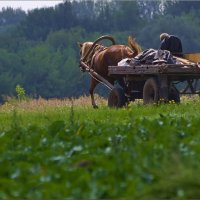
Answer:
[128,36,142,56]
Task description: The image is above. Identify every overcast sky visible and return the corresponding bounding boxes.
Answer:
[0,1,64,12]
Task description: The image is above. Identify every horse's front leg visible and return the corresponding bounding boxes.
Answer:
[89,78,99,109]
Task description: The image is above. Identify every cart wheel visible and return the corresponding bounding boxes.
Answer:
[143,78,159,104]
[169,88,180,103]
[108,87,127,108]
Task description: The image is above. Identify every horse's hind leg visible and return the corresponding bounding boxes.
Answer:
[89,78,99,109]
[118,78,128,93]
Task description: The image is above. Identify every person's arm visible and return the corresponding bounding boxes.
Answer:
[160,39,167,50]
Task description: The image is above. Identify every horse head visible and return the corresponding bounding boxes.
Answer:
[79,42,94,62]
[79,35,116,71]
[79,41,105,71]
[78,42,93,71]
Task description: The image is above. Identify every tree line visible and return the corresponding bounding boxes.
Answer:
[0,0,200,101]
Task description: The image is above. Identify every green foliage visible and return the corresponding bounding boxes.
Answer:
[0,7,26,34]
[0,101,200,199]
[0,1,200,99]
[47,30,69,50]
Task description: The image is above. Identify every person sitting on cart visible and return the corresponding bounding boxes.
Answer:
[159,33,183,57]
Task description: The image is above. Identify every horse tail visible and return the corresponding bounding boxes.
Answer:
[128,36,142,57]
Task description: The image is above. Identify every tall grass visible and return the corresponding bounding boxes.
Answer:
[0,95,200,199]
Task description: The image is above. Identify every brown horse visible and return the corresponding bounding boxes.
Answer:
[79,36,141,108]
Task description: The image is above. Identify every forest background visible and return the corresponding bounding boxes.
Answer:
[0,0,200,102]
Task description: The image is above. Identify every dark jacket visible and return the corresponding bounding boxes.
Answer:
[160,35,183,56]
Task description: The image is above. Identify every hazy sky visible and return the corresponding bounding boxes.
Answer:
[0,1,64,12]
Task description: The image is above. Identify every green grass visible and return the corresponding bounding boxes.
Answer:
[1,98,200,199]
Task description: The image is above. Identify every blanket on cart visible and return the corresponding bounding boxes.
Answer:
[118,48,180,66]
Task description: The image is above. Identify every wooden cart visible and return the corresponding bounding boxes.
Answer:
[107,59,200,107]
[80,41,200,108]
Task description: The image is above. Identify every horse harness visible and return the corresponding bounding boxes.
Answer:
[88,45,108,69]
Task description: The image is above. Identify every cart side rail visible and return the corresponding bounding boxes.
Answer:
[108,64,200,76]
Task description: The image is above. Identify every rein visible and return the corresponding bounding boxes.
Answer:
[82,44,107,69]
[90,45,107,69]
[80,35,116,63]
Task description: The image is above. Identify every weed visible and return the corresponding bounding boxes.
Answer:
[15,84,26,101]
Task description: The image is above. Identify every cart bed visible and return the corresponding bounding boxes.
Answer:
[108,64,200,76]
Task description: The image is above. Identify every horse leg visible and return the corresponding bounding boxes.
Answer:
[89,78,99,109]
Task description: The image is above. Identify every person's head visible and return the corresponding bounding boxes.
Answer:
[160,33,170,41]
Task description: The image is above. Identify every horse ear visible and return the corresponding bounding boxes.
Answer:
[78,42,83,48]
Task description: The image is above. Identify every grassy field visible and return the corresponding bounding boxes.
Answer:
[0,95,200,200]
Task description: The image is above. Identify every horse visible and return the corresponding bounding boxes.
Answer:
[79,36,141,108]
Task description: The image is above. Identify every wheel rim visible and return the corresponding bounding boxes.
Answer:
[111,93,118,106]
[149,87,155,102]
[108,87,126,108]
[143,78,159,104]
